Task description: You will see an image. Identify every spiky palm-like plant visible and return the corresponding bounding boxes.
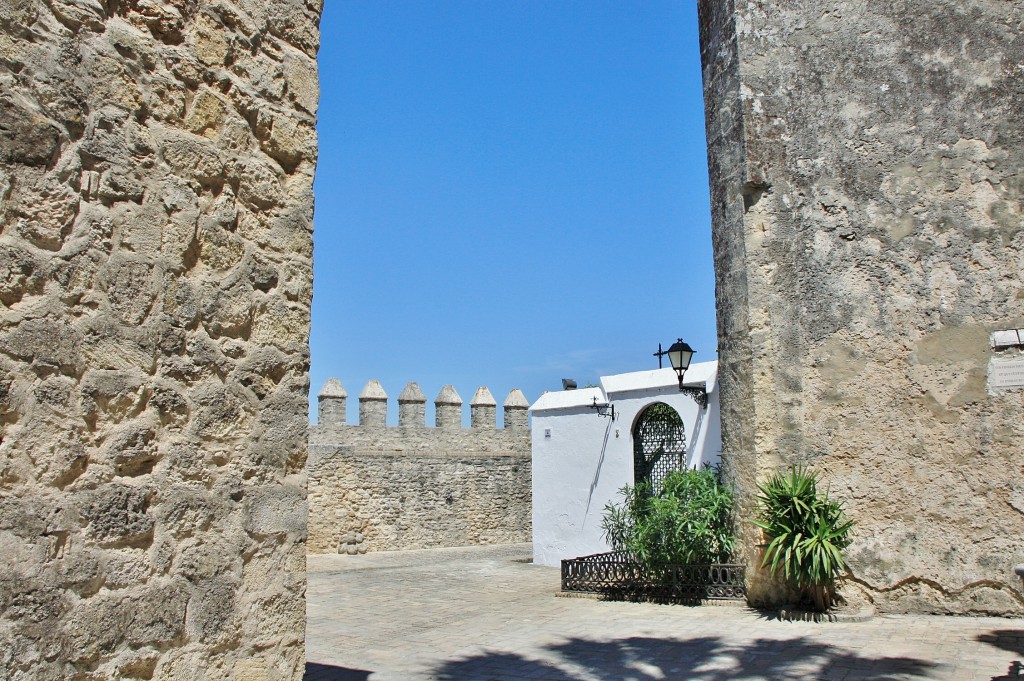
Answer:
[753,466,854,611]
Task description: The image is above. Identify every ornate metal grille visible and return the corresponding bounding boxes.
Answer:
[633,402,686,493]
[561,551,747,602]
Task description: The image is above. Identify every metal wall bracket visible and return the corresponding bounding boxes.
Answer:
[589,397,615,419]
[680,386,707,410]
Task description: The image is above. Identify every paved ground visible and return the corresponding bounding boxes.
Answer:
[305,544,1024,681]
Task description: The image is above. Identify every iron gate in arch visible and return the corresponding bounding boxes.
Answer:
[633,402,686,492]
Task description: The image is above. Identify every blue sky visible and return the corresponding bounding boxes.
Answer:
[310,1,715,424]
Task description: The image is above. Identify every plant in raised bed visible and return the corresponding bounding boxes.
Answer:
[601,467,735,570]
[753,465,854,612]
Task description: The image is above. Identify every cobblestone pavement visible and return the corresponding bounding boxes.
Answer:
[305,544,1024,681]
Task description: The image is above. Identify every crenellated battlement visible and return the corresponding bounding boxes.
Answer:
[314,378,530,433]
[310,378,530,458]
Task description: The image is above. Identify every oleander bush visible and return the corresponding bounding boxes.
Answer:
[753,465,854,611]
[601,467,735,570]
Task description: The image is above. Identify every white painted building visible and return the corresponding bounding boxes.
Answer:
[530,361,722,567]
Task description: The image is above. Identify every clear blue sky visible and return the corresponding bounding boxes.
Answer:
[310,1,715,424]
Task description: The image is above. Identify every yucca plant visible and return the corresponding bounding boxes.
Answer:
[753,466,854,611]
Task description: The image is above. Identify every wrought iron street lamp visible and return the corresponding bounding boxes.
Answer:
[655,338,707,409]
[666,339,694,383]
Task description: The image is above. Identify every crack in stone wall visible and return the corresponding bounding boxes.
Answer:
[0,0,320,676]
[699,0,1024,615]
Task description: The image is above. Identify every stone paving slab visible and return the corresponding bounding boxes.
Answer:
[305,544,1024,681]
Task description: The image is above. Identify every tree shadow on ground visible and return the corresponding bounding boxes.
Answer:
[977,630,1024,681]
[430,635,941,681]
[304,662,372,681]
[978,630,1024,657]
[988,661,1023,681]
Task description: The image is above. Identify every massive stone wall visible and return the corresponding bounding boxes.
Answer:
[0,0,319,677]
[699,0,1024,614]
[308,380,531,554]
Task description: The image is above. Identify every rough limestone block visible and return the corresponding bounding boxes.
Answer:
[470,386,497,429]
[503,389,530,432]
[435,384,463,430]
[699,0,1024,614]
[358,379,388,428]
[318,377,348,426]
[398,381,427,428]
[0,0,319,675]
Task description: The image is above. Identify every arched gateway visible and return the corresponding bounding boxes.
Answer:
[633,402,687,492]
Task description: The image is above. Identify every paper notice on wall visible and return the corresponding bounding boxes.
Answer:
[988,354,1024,394]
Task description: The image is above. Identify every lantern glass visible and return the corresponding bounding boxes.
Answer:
[666,339,694,373]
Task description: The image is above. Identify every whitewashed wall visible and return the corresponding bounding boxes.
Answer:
[530,362,721,567]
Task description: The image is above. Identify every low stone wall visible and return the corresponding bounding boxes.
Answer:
[308,380,531,553]
[308,446,530,554]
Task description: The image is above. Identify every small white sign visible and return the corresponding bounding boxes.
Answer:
[991,329,1022,349]
[989,356,1024,393]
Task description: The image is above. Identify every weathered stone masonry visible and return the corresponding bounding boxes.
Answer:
[0,0,319,677]
[699,0,1024,614]
[2,2,1018,675]
[308,379,531,554]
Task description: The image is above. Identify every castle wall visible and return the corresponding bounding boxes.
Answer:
[699,0,1024,614]
[0,0,319,676]
[308,381,531,553]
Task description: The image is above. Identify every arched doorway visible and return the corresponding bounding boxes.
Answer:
[632,402,687,493]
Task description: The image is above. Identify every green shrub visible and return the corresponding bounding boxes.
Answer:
[601,467,735,569]
[753,466,854,611]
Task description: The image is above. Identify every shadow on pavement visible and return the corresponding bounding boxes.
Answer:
[988,660,1023,681]
[431,635,940,680]
[978,630,1024,656]
[978,630,1024,681]
[304,662,372,680]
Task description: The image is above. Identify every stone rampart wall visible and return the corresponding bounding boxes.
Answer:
[0,0,319,677]
[308,379,531,553]
[699,0,1024,615]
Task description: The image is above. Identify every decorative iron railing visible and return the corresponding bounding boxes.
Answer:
[561,551,747,602]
